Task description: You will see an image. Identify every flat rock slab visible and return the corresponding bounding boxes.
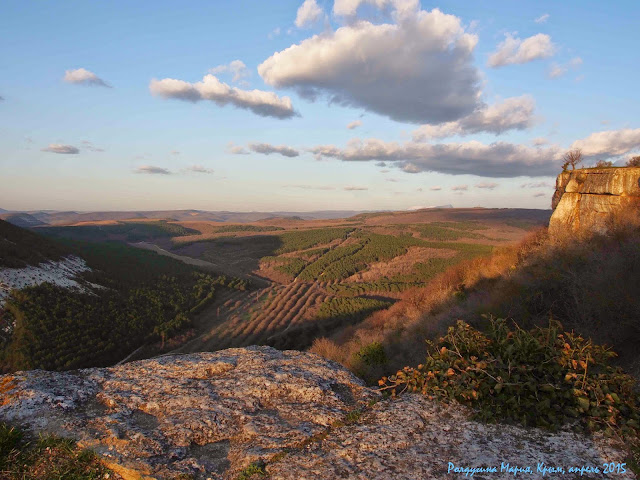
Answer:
[269,394,634,480]
[0,346,376,479]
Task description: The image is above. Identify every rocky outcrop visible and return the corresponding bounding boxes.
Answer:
[549,167,640,235]
[0,347,633,479]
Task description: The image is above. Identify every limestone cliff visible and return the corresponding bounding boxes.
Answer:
[0,347,633,479]
[549,167,640,235]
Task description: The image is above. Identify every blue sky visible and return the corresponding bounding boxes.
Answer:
[1,0,638,212]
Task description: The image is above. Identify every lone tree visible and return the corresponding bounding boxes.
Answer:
[626,155,640,167]
[562,148,583,171]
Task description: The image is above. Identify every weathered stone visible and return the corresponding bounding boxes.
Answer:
[0,346,376,479]
[0,347,633,479]
[549,167,640,235]
[269,394,634,480]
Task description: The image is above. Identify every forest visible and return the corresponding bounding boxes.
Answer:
[0,240,248,372]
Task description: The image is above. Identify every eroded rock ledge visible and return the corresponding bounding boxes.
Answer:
[550,167,640,235]
[0,347,633,479]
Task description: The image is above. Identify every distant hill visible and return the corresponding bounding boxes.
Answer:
[1,209,375,226]
[0,219,68,268]
[0,213,46,228]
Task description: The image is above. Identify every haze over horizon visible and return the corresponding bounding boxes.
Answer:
[1,0,638,212]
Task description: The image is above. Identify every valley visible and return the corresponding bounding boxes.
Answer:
[0,207,549,369]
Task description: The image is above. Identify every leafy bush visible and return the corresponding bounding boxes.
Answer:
[354,341,387,366]
[380,319,640,436]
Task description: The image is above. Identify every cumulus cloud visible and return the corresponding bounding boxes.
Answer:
[475,181,499,189]
[347,120,363,130]
[259,6,482,124]
[186,165,214,174]
[571,128,640,157]
[249,142,300,157]
[295,0,324,27]
[310,137,563,177]
[135,165,171,175]
[149,74,296,119]
[209,60,250,83]
[413,95,535,140]
[534,13,550,23]
[488,33,555,67]
[532,137,548,146]
[227,142,250,155]
[521,181,552,188]
[430,186,442,191]
[451,184,468,191]
[41,144,79,154]
[333,0,420,18]
[63,68,111,88]
[344,185,368,191]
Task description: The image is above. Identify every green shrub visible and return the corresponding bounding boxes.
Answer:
[354,342,387,366]
[380,318,640,436]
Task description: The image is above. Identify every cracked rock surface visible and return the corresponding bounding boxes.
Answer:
[0,346,633,479]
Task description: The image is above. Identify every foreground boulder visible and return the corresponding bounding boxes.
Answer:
[550,167,640,236]
[0,347,634,479]
[0,347,376,479]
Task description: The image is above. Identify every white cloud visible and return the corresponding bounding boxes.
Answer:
[521,181,552,188]
[295,0,324,28]
[259,6,481,124]
[310,137,564,177]
[171,150,180,155]
[249,142,300,157]
[135,165,171,175]
[413,95,535,140]
[344,186,368,191]
[430,186,442,191]
[285,184,335,190]
[227,142,250,155]
[532,137,548,146]
[209,60,250,83]
[269,27,281,39]
[451,184,468,191]
[533,192,546,197]
[41,144,79,154]
[475,181,499,189]
[63,68,111,88]
[570,128,640,157]
[186,165,214,174]
[347,120,363,130]
[488,33,555,67]
[548,57,583,79]
[149,74,297,119]
[534,13,550,24]
[333,0,420,19]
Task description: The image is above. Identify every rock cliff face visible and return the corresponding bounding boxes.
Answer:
[0,347,633,479]
[549,167,640,235]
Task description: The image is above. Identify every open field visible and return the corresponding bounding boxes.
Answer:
[31,208,550,356]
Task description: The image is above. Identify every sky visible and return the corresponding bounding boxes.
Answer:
[1,0,639,212]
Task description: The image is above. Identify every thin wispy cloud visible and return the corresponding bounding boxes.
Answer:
[285,184,335,190]
[344,186,368,191]
[64,68,111,88]
[534,13,550,23]
[209,60,250,83]
[521,181,552,188]
[150,74,297,119]
[475,182,499,190]
[185,165,214,174]
[533,192,546,197]
[488,33,555,67]
[227,142,249,155]
[135,165,172,175]
[451,184,468,191]
[430,186,442,191]
[347,120,362,130]
[549,57,583,79]
[41,144,79,154]
[248,142,300,157]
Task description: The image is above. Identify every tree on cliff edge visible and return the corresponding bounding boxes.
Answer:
[561,148,583,171]
[626,155,640,167]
